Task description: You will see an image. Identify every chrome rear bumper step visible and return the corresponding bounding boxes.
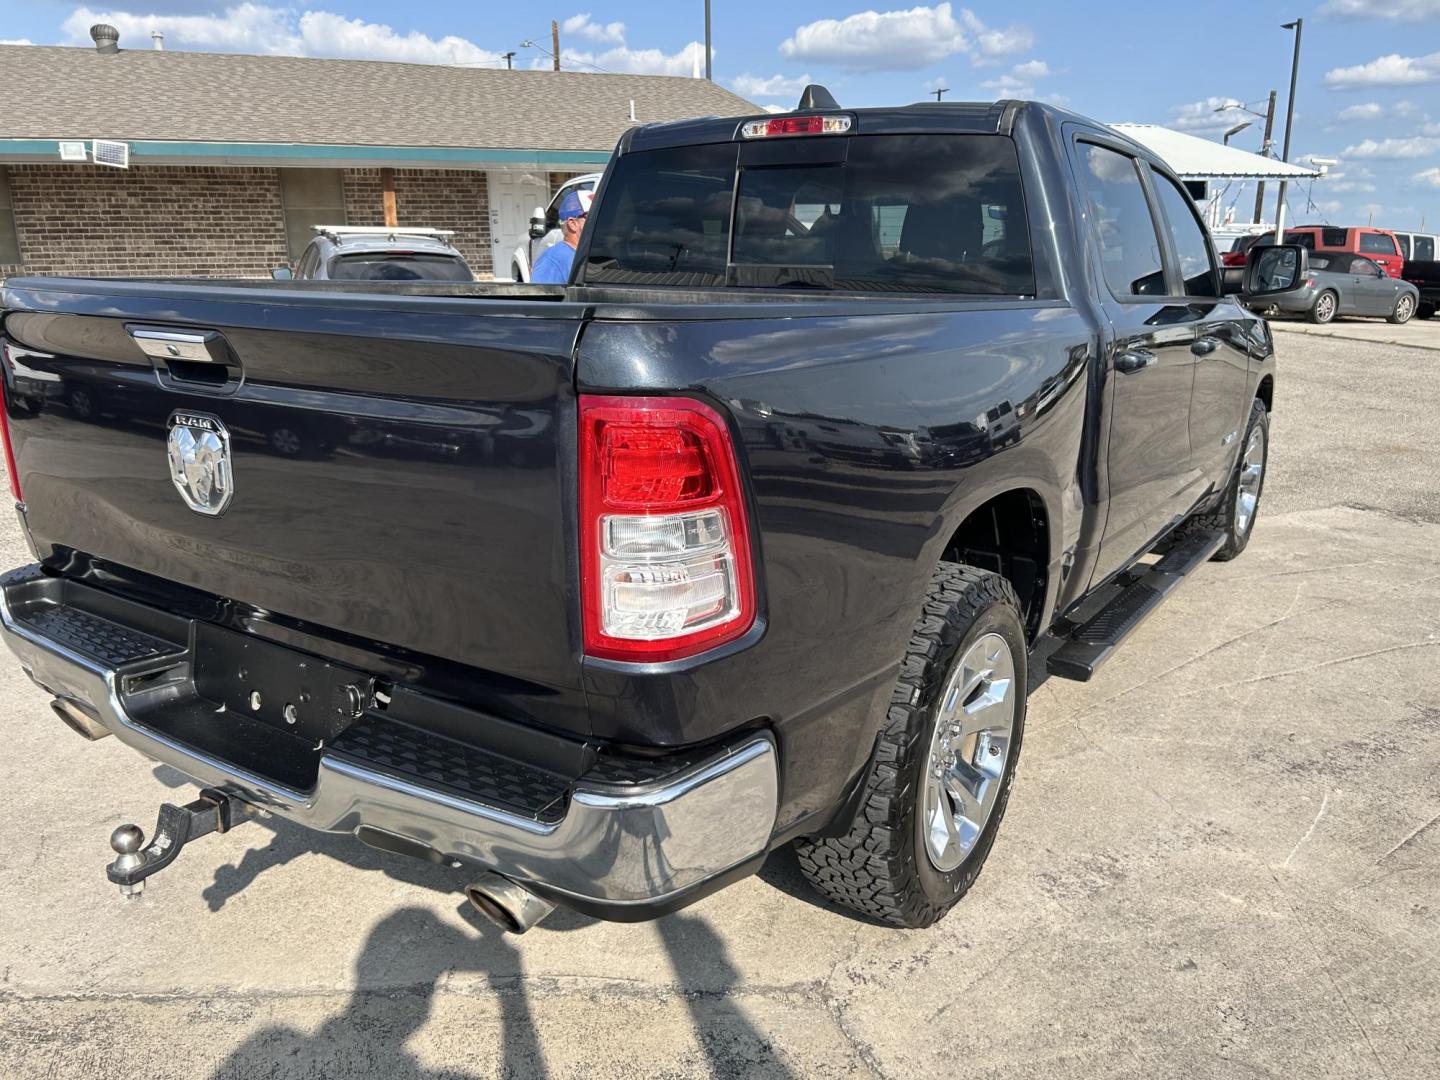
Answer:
[1,567,780,918]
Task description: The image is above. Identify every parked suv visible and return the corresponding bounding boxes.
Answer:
[276,226,474,282]
[510,173,602,282]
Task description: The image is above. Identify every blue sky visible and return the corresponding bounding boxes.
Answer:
[2,0,1437,230]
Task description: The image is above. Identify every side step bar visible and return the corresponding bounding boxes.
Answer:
[1047,530,1225,682]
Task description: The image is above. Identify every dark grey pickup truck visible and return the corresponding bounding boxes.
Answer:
[0,93,1305,931]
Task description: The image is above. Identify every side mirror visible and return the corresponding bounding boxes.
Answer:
[1242,244,1308,297]
[527,206,548,240]
[271,267,293,280]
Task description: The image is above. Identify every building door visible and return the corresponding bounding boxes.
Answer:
[487,171,549,281]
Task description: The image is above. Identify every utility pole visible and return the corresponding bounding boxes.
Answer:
[1252,89,1278,224]
[704,0,712,80]
[1273,19,1303,240]
[551,20,560,71]
[933,87,948,101]
[502,51,515,70]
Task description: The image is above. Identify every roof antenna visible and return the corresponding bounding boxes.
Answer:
[797,84,840,111]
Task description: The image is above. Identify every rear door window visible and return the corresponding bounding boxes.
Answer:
[1359,231,1398,256]
[1076,143,1166,298]
[1416,236,1436,261]
[583,134,1034,295]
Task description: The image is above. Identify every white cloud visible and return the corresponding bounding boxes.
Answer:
[1413,166,1440,187]
[977,58,1053,98]
[1421,120,1440,135]
[1011,59,1051,79]
[548,40,709,76]
[1334,102,1384,121]
[1319,0,1440,20]
[958,9,1032,63]
[731,72,813,99]
[562,14,626,45]
[1314,199,1345,215]
[1168,96,1255,133]
[780,3,970,71]
[1342,135,1440,157]
[61,5,509,64]
[296,12,503,65]
[0,38,36,45]
[1324,51,1440,88]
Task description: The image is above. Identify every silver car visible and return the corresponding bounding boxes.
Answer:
[274,226,474,282]
[1253,251,1419,324]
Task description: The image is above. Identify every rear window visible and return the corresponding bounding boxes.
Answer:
[582,134,1034,295]
[329,253,473,281]
[1320,227,1349,248]
[1416,236,1436,261]
[1359,231,1398,256]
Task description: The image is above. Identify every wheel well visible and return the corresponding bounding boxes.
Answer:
[941,489,1049,640]
[1257,374,1274,413]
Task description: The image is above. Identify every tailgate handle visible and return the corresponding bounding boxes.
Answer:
[127,325,242,394]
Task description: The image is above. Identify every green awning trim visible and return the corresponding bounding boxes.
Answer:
[0,139,610,168]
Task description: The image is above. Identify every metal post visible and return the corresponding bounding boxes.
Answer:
[551,20,561,71]
[704,0,712,80]
[1273,19,1303,241]
[1252,90,1277,224]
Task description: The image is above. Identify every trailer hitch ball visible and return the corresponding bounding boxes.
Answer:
[110,824,149,898]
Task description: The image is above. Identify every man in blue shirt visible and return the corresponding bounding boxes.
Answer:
[530,189,593,284]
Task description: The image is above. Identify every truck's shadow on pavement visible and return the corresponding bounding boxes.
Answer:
[164,772,801,1079]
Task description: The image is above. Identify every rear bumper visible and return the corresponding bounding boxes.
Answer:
[0,567,779,920]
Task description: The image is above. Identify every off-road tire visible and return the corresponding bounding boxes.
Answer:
[1307,290,1337,324]
[794,563,1027,928]
[1183,397,1268,562]
[1388,293,1416,325]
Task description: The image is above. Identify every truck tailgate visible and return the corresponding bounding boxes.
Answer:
[2,281,585,712]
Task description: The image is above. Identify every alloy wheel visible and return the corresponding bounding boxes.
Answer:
[1395,295,1414,323]
[921,632,1017,873]
[1235,423,1266,535]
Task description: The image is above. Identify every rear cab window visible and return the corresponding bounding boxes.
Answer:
[581,134,1035,296]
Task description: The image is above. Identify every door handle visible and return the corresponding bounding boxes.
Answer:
[1191,336,1220,356]
[1115,348,1156,374]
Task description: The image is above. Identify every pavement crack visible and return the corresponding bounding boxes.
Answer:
[1374,807,1440,866]
[1281,790,1331,868]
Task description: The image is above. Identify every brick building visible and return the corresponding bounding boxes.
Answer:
[0,32,754,281]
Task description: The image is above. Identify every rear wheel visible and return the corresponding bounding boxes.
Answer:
[1184,397,1268,562]
[1308,290,1337,324]
[795,564,1026,928]
[1388,293,1416,325]
[1417,303,1434,320]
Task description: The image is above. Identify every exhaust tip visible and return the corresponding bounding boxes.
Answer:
[52,699,110,741]
[465,871,555,934]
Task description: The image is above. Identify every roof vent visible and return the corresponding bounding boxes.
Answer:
[90,24,120,53]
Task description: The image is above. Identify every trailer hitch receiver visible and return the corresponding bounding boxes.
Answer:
[106,788,248,898]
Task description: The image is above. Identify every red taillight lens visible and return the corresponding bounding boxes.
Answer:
[579,395,755,662]
[0,344,21,504]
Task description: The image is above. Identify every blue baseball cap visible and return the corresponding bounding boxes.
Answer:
[558,190,594,222]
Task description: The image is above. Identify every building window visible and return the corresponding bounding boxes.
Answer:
[279,169,345,260]
[0,168,21,264]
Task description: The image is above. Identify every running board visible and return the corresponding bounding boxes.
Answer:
[1046,530,1225,682]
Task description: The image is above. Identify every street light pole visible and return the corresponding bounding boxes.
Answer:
[1223,121,1252,145]
[1273,19,1303,241]
[704,0,712,81]
[1252,89,1277,224]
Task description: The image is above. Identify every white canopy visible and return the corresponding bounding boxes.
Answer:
[1109,124,1321,180]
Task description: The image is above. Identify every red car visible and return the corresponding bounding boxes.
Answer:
[1225,226,1404,277]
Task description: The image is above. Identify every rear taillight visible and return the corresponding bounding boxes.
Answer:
[0,344,21,504]
[739,114,852,139]
[579,395,755,662]
[1305,277,1317,287]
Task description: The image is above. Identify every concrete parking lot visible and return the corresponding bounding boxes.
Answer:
[1,331,1437,1079]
